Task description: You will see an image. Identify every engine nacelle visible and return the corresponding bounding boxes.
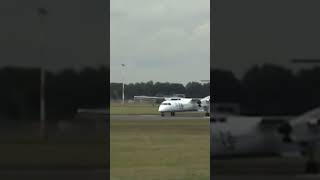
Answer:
[307,118,320,127]
[197,100,201,107]
[278,123,293,143]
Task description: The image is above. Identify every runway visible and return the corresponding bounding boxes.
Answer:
[111,114,210,120]
[212,157,320,180]
[213,175,320,180]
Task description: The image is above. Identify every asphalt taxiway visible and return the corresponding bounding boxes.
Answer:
[111,114,210,120]
[212,157,320,180]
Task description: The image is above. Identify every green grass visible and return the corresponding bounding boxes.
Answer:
[0,142,108,169]
[110,103,159,115]
[110,102,207,116]
[0,109,210,180]
[110,119,210,180]
[0,133,108,168]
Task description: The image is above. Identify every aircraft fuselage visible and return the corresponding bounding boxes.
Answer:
[211,116,300,157]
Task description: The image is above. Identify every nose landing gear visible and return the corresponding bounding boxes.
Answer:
[160,112,176,116]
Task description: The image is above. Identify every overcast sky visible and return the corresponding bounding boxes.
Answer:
[0,0,108,71]
[110,0,210,85]
[213,0,320,79]
[2,0,320,82]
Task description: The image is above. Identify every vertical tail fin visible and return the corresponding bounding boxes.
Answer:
[291,107,320,125]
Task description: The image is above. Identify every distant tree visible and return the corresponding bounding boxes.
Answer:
[212,69,240,102]
[241,64,296,115]
[78,66,107,108]
[0,67,39,121]
[185,82,203,97]
[169,83,186,95]
[202,82,210,97]
[295,66,320,113]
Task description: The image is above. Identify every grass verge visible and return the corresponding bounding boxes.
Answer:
[110,119,210,180]
[110,103,159,115]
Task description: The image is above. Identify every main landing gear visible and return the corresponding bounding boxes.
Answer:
[205,112,210,117]
[306,161,319,174]
[304,142,319,174]
[160,112,176,117]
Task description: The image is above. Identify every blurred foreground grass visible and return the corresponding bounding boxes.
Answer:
[0,110,209,179]
[110,119,210,180]
[0,142,108,169]
[0,131,108,168]
[110,102,206,116]
[110,102,159,115]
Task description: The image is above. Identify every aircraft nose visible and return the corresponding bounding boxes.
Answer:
[158,105,167,112]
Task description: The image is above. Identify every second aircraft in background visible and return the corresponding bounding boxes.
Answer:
[134,95,210,117]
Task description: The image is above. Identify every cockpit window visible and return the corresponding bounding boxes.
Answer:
[161,103,171,105]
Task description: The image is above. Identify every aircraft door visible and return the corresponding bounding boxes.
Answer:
[176,103,184,111]
[218,130,236,151]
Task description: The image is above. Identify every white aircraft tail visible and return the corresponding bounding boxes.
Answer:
[292,106,320,125]
[199,96,210,113]
[201,96,210,102]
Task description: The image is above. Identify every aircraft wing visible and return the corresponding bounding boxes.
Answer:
[134,96,167,100]
[258,117,291,130]
[190,98,203,101]
[274,107,320,144]
[190,96,210,101]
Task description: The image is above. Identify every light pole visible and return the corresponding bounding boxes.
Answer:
[121,64,125,105]
[38,7,48,141]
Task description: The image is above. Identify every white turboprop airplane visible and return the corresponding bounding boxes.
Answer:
[134,95,210,117]
[211,107,320,173]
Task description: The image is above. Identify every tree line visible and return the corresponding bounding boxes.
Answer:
[1,63,320,121]
[110,81,210,100]
[0,66,108,121]
[213,63,320,116]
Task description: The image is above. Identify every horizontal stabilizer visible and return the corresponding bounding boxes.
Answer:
[134,96,166,100]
